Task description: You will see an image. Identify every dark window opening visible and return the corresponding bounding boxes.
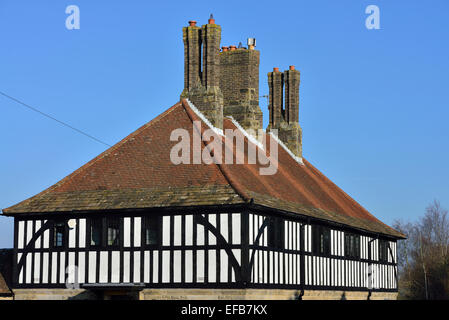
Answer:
[379,239,389,262]
[91,218,103,247]
[267,216,284,249]
[312,225,330,255]
[144,215,160,246]
[107,217,120,246]
[53,222,65,247]
[344,233,360,258]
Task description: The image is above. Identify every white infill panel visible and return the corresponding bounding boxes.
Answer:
[185,215,193,246]
[99,251,108,283]
[111,251,120,283]
[232,214,241,245]
[79,219,86,248]
[220,249,228,283]
[174,216,182,246]
[162,251,170,283]
[174,250,182,283]
[185,250,193,283]
[162,216,170,246]
[124,218,131,247]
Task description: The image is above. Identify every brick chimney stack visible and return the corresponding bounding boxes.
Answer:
[182,21,201,91]
[268,67,283,128]
[181,17,224,129]
[284,65,300,124]
[180,17,263,133]
[267,66,303,158]
[219,39,263,133]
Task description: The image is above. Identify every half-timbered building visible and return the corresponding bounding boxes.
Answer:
[2,17,404,300]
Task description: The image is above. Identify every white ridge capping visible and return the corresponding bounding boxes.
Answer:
[268,131,304,165]
[225,115,264,150]
[228,115,304,166]
[185,99,304,166]
[185,99,224,136]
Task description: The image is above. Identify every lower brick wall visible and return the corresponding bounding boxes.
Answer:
[13,289,98,300]
[12,288,397,300]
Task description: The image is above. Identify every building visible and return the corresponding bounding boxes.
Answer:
[0,249,13,300]
[1,16,404,300]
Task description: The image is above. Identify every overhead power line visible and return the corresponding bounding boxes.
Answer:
[0,90,112,147]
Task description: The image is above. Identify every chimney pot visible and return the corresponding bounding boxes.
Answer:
[222,46,229,52]
[273,67,280,72]
[208,13,215,24]
[188,20,197,27]
[289,65,295,70]
[230,45,237,51]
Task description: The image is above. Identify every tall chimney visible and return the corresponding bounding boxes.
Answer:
[284,65,300,124]
[182,21,201,92]
[219,38,263,133]
[267,67,303,158]
[267,68,283,128]
[181,17,224,129]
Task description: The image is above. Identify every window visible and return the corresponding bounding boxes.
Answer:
[90,218,103,246]
[379,239,389,262]
[107,218,120,246]
[144,215,160,246]
[344,233,360,258]
[312,225,330,255]
[53,222,65,247]
[267,216,284,249]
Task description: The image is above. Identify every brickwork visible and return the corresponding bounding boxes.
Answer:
[182,23,201,92]
[267,67,303,158]
[267,69,283,127]
[201,23,221,88]
[181,18,263,132]
[11,288,397,300]
[13,289,98,300]
[220,48,263,132]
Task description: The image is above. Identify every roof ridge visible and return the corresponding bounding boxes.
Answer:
[3,102,182,213]
[303,159,400,233]
[181,99,252,203]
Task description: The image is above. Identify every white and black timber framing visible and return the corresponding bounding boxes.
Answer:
[12,204,399,293]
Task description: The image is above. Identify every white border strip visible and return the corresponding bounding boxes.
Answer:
[226,116,264,150]
[185,99,224,136]
[186,99,304,166]
[268,131,304,165]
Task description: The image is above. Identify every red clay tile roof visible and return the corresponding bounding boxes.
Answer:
[2,100,404,238]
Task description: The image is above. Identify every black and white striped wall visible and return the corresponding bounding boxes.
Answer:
[248,213,397,291]
[13,210,398,292]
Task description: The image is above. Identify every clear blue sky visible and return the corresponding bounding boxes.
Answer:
[1,0,448,248]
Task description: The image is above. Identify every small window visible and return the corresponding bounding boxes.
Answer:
[107,217,120,246]
[267,216,284,249]
[344,233,360,258]
[53,222,65,247]
[144,216,160,246]
[379,239,389,262]
[312,225,330,255]
[91,218,103,246]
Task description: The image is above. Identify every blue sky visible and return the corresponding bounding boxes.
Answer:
[0,0,448,248]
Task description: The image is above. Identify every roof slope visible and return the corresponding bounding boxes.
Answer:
[3,100,403,238]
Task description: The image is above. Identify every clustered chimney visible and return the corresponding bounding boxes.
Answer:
[181,17,302,158]
[181,16,223,129]
[267,66,302,158]
[181,16,262,133]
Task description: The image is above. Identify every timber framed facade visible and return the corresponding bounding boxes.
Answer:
[12,206,398,294]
